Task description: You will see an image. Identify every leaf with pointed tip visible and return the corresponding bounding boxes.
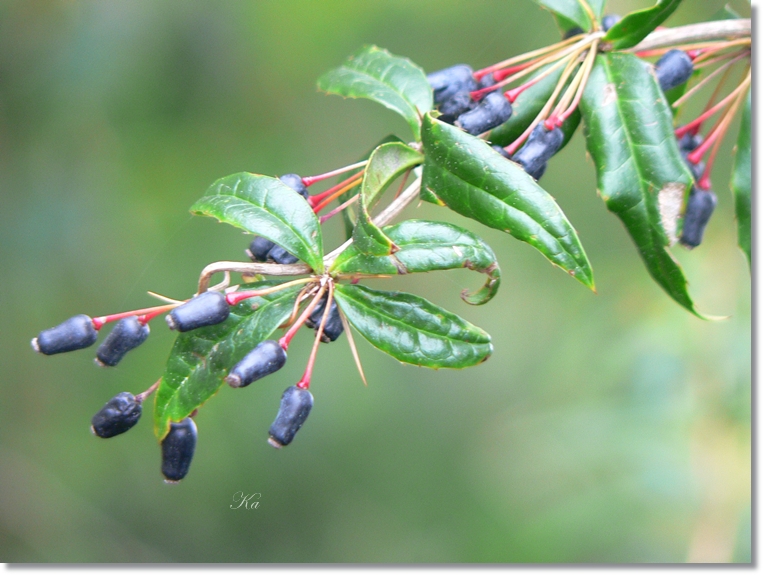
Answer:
[317,45,433,140]
[421,112,595,290]
[191,173,324,273]
[352,143,424,256]
[731,88,751,268]
[579,53,712,317]
[603,0,683,50]
[534,0,592,31]
[154,281,301,440]
[333,284,492,369]
[333,220,501,305]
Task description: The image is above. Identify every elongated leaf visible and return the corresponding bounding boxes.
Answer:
[603,0,683,50]
[534,0,592,30]
[333,220,501,305]
[154,282,301,440]
[588,0,605,18]
[731,88,751,267]
[488,64,581,151]
[192,173,324,273]
[352,142,424,256]
[580,53,710,317]
[421,112,595,289]
[317,45,433,140]
[334,284,492,369]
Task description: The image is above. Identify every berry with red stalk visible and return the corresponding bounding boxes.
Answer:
[32,314,99,355]
[95,316,150,367]
[165,291,230,332]
[91,392,143,438]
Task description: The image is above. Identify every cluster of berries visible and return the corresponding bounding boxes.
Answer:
[651,49,717,248]
[31,170,348,482]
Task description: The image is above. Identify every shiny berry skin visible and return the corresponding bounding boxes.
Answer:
[161,418,197,483]
[602,14,621,32]
[32,314,98,356]
[248,236,275,262]
[319,301,344,343]
[267,244,299,265]
[304,295,327,329]
[680,188,717,248]
[91,392,142,438]
[279,173,309,199]
[478,73,496,89]
[95,317,150,367]
[512,124,563,179]
[427,64,477,105]
[166,291,230,332]
[226,340,287,388]
[678,131,704,152]
[268,386,314,448]
[456,92,512,135]
[438,91,475,124]
[655,50,693,93]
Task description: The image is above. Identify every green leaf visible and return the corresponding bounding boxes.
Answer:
[333,284,492,369]
[317,45,433,140]
[421,112,595,290]
[154,281,301,440]
[588,0,606,18]
[488,64,581,151]
[731,88,751,267]
[191,173,324,273]
[352,142,424,256]
[332,220,501,305]
[579,53,709,317]
[534,0,593,31]
[603,0,683,50]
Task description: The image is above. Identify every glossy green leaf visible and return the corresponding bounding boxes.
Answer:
[731,88,751,267]
[191,173,324,273]
[317,45,433,140]
[333,284,492,369]
[534,0,592,31]
[352,142,424,256]
[580,53,709,317]
[603,0,683,50]
[588,0,606,18]
[332,220,501,305]
[154,282,301,440]
[421,112,595,290]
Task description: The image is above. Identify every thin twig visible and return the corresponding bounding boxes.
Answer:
[629,20,750,52]
[338,308,367,386]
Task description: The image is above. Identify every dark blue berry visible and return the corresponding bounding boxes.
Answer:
[512,124,563,179]
[161,418,197,483]
[492,145,510,159]
[564,26,584,39]
[226,340,287,388]
[267,244,299,265]
[279,173,309,199]
[427,65,477,105]
[655,50,693,93]
[304,295,327,329]
[681,151,705,181]
[602,14,621,32]
[248,236,275,262]
[268,386,313,448]
[456,92,513,135]
[678,130,704,153]
[32,314,98,355]
[478,73,496,89]
[304,296,344,342]
[91,392,142,438]
[438,91,475,124]
[166,291,230,332]
[680,188,717,248]
[95,317,150,367]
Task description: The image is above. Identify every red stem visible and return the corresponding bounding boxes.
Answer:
[92,303,179,330]
[307,172,363,208]
[296,282,334,390]
[675,88,739,140]
[302,160,367,187]
[319,194,359,224]
[279,284,327,351]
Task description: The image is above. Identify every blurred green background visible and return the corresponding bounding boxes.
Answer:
[0,0,751,563]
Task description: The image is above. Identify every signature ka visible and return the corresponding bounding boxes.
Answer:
[230,491,261,510]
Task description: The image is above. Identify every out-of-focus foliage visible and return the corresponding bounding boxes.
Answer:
[0,0,749,563]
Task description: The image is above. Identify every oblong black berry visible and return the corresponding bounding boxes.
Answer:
[161,417,197,483]
[439,91,475,124]
[267,244,299,265]
[427,64,477,105]
[681,151,705,181]
[166,291,230,332]
[279,173,309,199]
[680,188,717,248]
[319,301,344,343]
[95,317,150,367]
[655,50,693,93]
[91,392,142,438]
[248,236,275,262]
[602,14,621,32]
[456,92,512,135]
[678,131,704,152]
[304,295,327,329]
[478,73,496,89]
[268,385,313,448]
[32,314,98,355]
[226,340,287,388]
[512,124,563,179]
[564,26,584,39]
